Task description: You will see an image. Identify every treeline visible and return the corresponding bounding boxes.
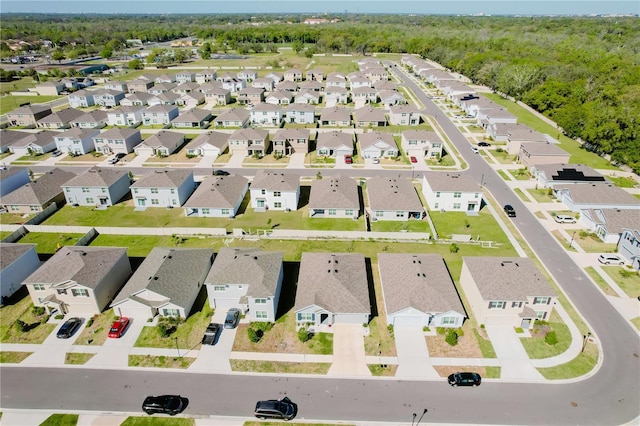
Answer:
[1,14,639,171]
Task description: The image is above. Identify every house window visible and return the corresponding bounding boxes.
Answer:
[151,199,159,205]
[82,187,90,193]
[102,188,107,193]
[434,203,439,209]
[72,288,89,297]
[273,191,281,197]
[151,188,158,194]
[297,312,315,322]
[488,301,505,309]
[57,289,67,295]
[162,308,180,317]
[202,208,210,214]
[255,298,267,304]
[30,205,39,212]
[441,316,456,325]
[221,209,230,215]
[328,209,337,216]
[536,311,548,320]
[475,193,479,198]
[396,211,404,217]
[33,284,46,291]
[213,285,225,292]
[512,301,523,308]
[255,311,268,319]
[435,192,440,198]
[274,202,282,208]
[133,189,138,194]
[533,296,550,305]
[261,189,266,195]
[453,203,461,209]
[170,189,175,194]
[454,192,462,198]
[86,198,94,204]
[345,209,354,216]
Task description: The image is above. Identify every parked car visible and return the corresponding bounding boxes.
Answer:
[108,153,126,164]
[477,142,491,147]
[213,169,230,176]
[504,204,516,217]
[224,308,240,329]
[201,323,221,345]
[372,157,380,164]
[344,154,353,164]
[254,396,297,420]
[142,395,188,416]
[471,146,479,154]
[56,317,82,339]
[448,372,482,387]
[108,317,130,338]
[51,150,62,157]
[598,254,625,265]
[410,156,418,163]
[554,215,576,224]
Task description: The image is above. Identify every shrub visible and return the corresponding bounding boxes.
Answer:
[157,317,180,337]
[480,324,485,329]
[445,329,459,346]
[387,324,394,337]
[252,322,273,333]
[247,327,261,343]
[515,327,524,333]
[31,306,46,316]
[455,328,464,337]
[15,319,28,332]
[297,328,313,343]
[545,330,558,346]
[449,243,459,253]
[436,327,446,335]
[40,315,49,325]
[86,316,96,327]
[54,314,64,320]
[422,326,430,332]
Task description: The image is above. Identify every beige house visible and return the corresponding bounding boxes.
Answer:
[519,142,571,167]
[6,105,52,127]
[1,168,77,214]
[460,257,557,329]
[24,246,131,315]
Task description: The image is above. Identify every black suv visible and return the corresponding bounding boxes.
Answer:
[254,396,297,420]
[201,323,221,345]
[142,395,187,416]
[56,317,82,339]
[504,204,516,217]
[448,372,482,387]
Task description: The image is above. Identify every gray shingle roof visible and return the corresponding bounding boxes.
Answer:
[366,176,424,212]
[402,129,441,143]
[131,169,193,189]
[184,175,248,209]
[308,174,359,210]
[557,183,640,206]
[320,106,351,121]
[272,129,311,142]
[0,130,32,148]
[95,127,141,140]
[205,247,283,298]
[228,128,268,142]
[24,246,128,289]
[183,131,229,150]
[590,209,640,234]
[10,130,58,149]
[36,107,84,124]
[1,168,76,206]
[62,167,128,188]
[316,131,353,148]
[521,142,569,156]
[463,257,556,300]
[294,252,370,314]
[358,131,395,150]
[0,242,36,270]
[215,108,250,122]
[140,130,184,148]
[379,253,465,316]
[423,172,479,192]
[251,170,299,191]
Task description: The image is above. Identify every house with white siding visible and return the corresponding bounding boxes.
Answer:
[171,108,211,129]
[93,128,142,155]
[134,130,184,157]
[184,175,248,218]
[421,172,482,212]
[366,176,424,221]
[183,130,229,157]
[106,106,145,127]
[130,169,196,208]
[0,243,40,300]
[54,128,100,155]
[227,128,269,157]
[141,105,179,125]
[285,104,316,124]
[250,103,283,126]
[388,105,420,126]
[316,130,353,157]
[358,131,398,159]
[308,174,360,219]
[401,130,444,158]
[213,108,250,128]
[62,167,130,207]
[250,170,299,212]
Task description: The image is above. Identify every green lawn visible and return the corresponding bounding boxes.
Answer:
[537,340,598,380]
[39,414,78,426]
[1,294,55,344]
[129,354,196,369]
[608,176,638,188]
[473,328,497,358]
[526,188,556,203]
[572,231,618,253]
[429,209,512,246]
[15,233,85,254]
[134,306,213,349]
[121,417,194,426]
[230,360,331,374]
[65,353,95,365]
[631,317,640,332]
[600,267,640,298]
[0,351,32,363]
[497,170,512,181]
[369,219,432,233]
[584,266,619,296]
[520,316,571,359]
[513,188,529,202]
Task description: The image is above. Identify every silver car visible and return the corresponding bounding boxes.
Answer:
[224,308,240,329]
[554,215,576,224]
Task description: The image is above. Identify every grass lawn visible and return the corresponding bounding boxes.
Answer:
[433,365,494,379]
[492,150,518,164]
[135,306,213,349]
[608,175,638,188]
[427,322,484,358]
[121,417,194,426]
[369,219,432,233]
[473,328,497,358]
[230,360,331,374]
[15,233,85,254]
[429,209,512,246]
[0,96,60,115]
[526,188,556,203]
[364,261,397,356]
[0,293,55,344]
[513,188,529,202]
[631,317,640,332]
[129,354,196,369]
[367,364,398,376]
[0,76,38,94]
[65,353,95,365]
[537,339,598,380]
[0,351,32,363]
[497,170,511,181]
[572,231,618,253]
[519,313,571,359]
[584,267,619,296]
[74,309,117,346]
[39,414,79,426]
[600,267,640,298]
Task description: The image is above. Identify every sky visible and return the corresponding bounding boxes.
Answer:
[1,1,639,15]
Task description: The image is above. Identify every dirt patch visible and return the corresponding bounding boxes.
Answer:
[426,324,483,358]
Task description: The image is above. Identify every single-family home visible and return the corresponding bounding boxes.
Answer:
[275,80,299,92]
[184,175,249,218]
[154,74,176,84]
[54,128,100,155]
[205,247,284,323]
[237,87,265,105]
[366,176,424,221]
[92,128,142,155]
[326,73,347,89]
[308,174,360,219]
[252,77,275,91]
[220,77,246,93]
[111,247,213,319]
[24,246,131,315]
[324,86,349,105]
[479,107,518,129]
[147,92,180,106]
[554,183,640,212]
[106,106,145,127]
[250,103,283,126]
[141,105,179,125]
[69,110,108,129]
[353,106,387,127]
[36,107,84,129]
[203,87,232,106]
[351,86,378,105]
[195,70,217,83]
[265,90,294,105]
[175,71,196,83]
[271,129,311,155]
[579,209,640,243]
[171,108,211,129]
[213,108,250,128]
[237,69,258,82]
[421,172,483,212]
[183,130,229,157]
[489,123,548,154]
[93,89,126,108]
[173,82,200,95]
[33,80,65,96]
[0,166,30,197]
[315,130,353,157]
[0,168,76,214]
[294,90,321,105]
[379,253,466,328]
[378,90,406,107]
[401,129,444,159]
[62,167,130,207]
[177,92,205,109]
[285,104,316,124]
[227,128,269,157]
[319,106,351,127]
[358,131,398,159]
[250,170,300,212]
[388,105,420,126]
[305,69,324,81]
[0,243,40,300]
[519,142,571,167]
[294,252,371,330]
[349,73,371,89]
[284,69,304,82]
[618,229,640,271]
[130,169,196,208]
[6,104,52,128]
[148,83,177,95]
[264,72,283,83]
[374,80,398,92]
[0,130,29,153]
[104,81,128,92]
[127,79,154,93]
[120,92,156,107]
[68,89,95,108]
[530,164,607,188]
[134,130,184,157]
[364,66,389,83]
[299,81,323,93]
[460,257,557,328]
[8,130,58,156]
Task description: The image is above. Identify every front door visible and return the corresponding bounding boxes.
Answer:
[467,203,476,211]
[137,198,146,207]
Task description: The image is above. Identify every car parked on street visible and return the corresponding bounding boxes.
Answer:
[201,323,221,345]
[142,395,188,416]
[254,396,297,420]
[448,372,482,387]
[56,317,82,339]
[224,308,240,329]
[598,254,625,265]
[108,316,130,338]
[554,215,576,224]
[504,204,516,217]
[477,142,491,147]
[213,169,230,176]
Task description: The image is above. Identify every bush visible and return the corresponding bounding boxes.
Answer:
[31,306,46,316]
[422,326,430,332]
[297,328,313,343]
[252,322,273,333]
[40,315,50,325]
[545,330,558,345]
[86,316,96,327]
[157,317,180,337]
[436,327,446,335]
[54,314,64,320]
[445,329,459,346]
[247,327,261,343]
[387,324,394,337]
[455,328,464,337]
[449,243,459,253]
[15,319,28,332]
[515,327,524,333]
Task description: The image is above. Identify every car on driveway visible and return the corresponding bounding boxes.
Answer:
[108,153,126,164]
[254,396,297,420]
[142,395,188,416]
[51,150,63,157]
[344,154,353,164]
[56,317,82,339]
[372,157,380,164]
[554,215,576,224]
[213,169,230,176]
[504,204,516,217]
[201,323,221,345]
[598,254,625,265]
[224,308,240,329]
[108,317,130,338]
[448,372,481,387]
[410,156,418,163]
[477,142,491,147]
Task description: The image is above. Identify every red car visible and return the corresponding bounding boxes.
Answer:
[344,155,353,164]
[410,156,418,163]
[108,317,130,338]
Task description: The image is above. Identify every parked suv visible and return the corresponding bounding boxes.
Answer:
[554,215,576,224]
[201,323,221,345]
[598,254,624,265]
[56,317,82,339]
[224,308,240,329]
[254,396,297,420]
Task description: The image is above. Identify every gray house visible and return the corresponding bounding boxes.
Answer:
[205,247,284,323]
[0,243,40,300]
[0,167,30,197]
[366,176,424,221]
[379,253,466,328]
[618,229,640,271]
[294,252,370,330]
[554,183,640,212]
[134,130,184,157]
[308,174,360,219]
[130,169,196,208]
[0,168,77,215]
[93,128,143,155]
[184,175,249,218]
[111,247,213,319]
[62,167,130,207]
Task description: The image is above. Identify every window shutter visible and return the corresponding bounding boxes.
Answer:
[502,302,506,309]
[547,297,552,305]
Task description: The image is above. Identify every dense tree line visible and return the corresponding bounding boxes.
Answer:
[1,14,638,171]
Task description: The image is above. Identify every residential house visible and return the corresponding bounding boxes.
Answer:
[36,107,84,129]
[92,89,126,108]
[401,130,444,159]
[285,104,316,124]
[618,229,640,271]
[299,81,323,93]
[203,87,231,106]
[148,82,177,95]
[580,209,640,243]
[315,130,353,157]
[294,252,370,330]
[250,103,283,126]
[32,80,65,96]
[358,131,398,159]
[324,86,349,105]
[227,128,269,157]
[130,169,196,208]
[326,73,347,89]
[305,69,324,81]
[213,108,250,128]
[93,128,142,155]
[106,106,145,127]
[127,79,154,93]
[154,74,176,84]
[183,130,229,157]
[308,174,360,219]
[530,164,607,188]
[0,168,76,214]
[0,167,30,197]
[349,75,371,90]
[6,104,52,127]
[8,130,58,156]
[171,108,211,128]
[294,90,321,105]
[366,176,424,221]
[438,80,474,100]
[237,69,258,82]
[492,123,548,154]
[184,175,249,218]
[363,66,388,83]
[68,89,95,108]
[252,77,275,91]
[173,82,200,95]
[54,128,100,155]
[69,110,108,129]
[0,130,29,153]
[149,92,181,106]
[265,90,293,105]
[62,167,130,207]
[319,106,351,127]
[373,80,398,92]
[388,105,420,126]
[379,90,406,107]
[460,257,557,328]
[250,170,300,212]
[111,247,213,319]
[554,183,640,212]
[237,87,265,105]
[175,71,195,83]
[104,81,128,92]
[134,130,184,157]
[421,172,482,212]
[275,80,299,92]
[220,77,246,93]
[271,129,311,155]
[195,70,217,83]
[120,92,156,107]
[284,69,304,82]
[141,105,179,125]
[379,253,466,328]
[353,106,387,127]
[24,246,131,315]
[264,72,283,83]
[479,107,517,129]
[351,86,378,105]
[205,247,284,323]
[0,243,40,300]
[519,142,571,167]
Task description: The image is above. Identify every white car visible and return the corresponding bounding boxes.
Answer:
[598,254,625,265]
[554,215,576,224]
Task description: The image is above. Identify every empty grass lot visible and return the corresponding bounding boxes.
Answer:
[429,209,512,246]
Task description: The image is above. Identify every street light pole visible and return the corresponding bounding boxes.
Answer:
[175,336,180,357]
[412,408,428,426]
[581,332,591,353]
[570,231,576,248]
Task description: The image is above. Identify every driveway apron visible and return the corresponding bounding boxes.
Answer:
[327,324,371,376]
[86,318,146,368]
[189,306,235,372]
[485,325,543,380]
[394,326,439,379]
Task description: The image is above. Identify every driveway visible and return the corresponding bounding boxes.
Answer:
[189,305,235,372]
[21,317,89,366]
[286,152,306,169]
[394,325,439,378]
[484,325,543,380]
[327,324,370,376]
[85,317,147,368]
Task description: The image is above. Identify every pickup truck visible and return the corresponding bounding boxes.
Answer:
[202,323,221,345]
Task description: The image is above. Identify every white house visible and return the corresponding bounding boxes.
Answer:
[62,167,130,207]
[250,170,300,212]
[183,130,229,157]
[358,131,398,159]
[130,169,196,208]
[421,172,482,212]
[141,105,179,125]
[134,130,184,157]
[401,130,444,159]
[106,106,145,127]
[184,175,248,218]
[92,128,142,155]
[250,103,283,126]
[285,104,315,124]
[54,128,100,155]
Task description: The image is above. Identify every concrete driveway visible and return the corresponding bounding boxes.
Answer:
[86,317,147,368]
[485,325,543,380]
[189,306,235,372]
[21,317,89,366]
[394,326,439,379]
[327,324,371,377]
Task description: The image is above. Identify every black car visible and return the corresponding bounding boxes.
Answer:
[201,323,221,345]
[477,142,491,147]
[448,372,482,387]
[213,169,230,176]
[56,317,82,339]
[504,204,516,217]
[254,396,297,420]
[224,308,240,329]
[142,395,188,416]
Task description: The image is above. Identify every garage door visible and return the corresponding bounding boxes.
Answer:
[116,305,152,320]
[484,315,514,327]
[393,315,425,327]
